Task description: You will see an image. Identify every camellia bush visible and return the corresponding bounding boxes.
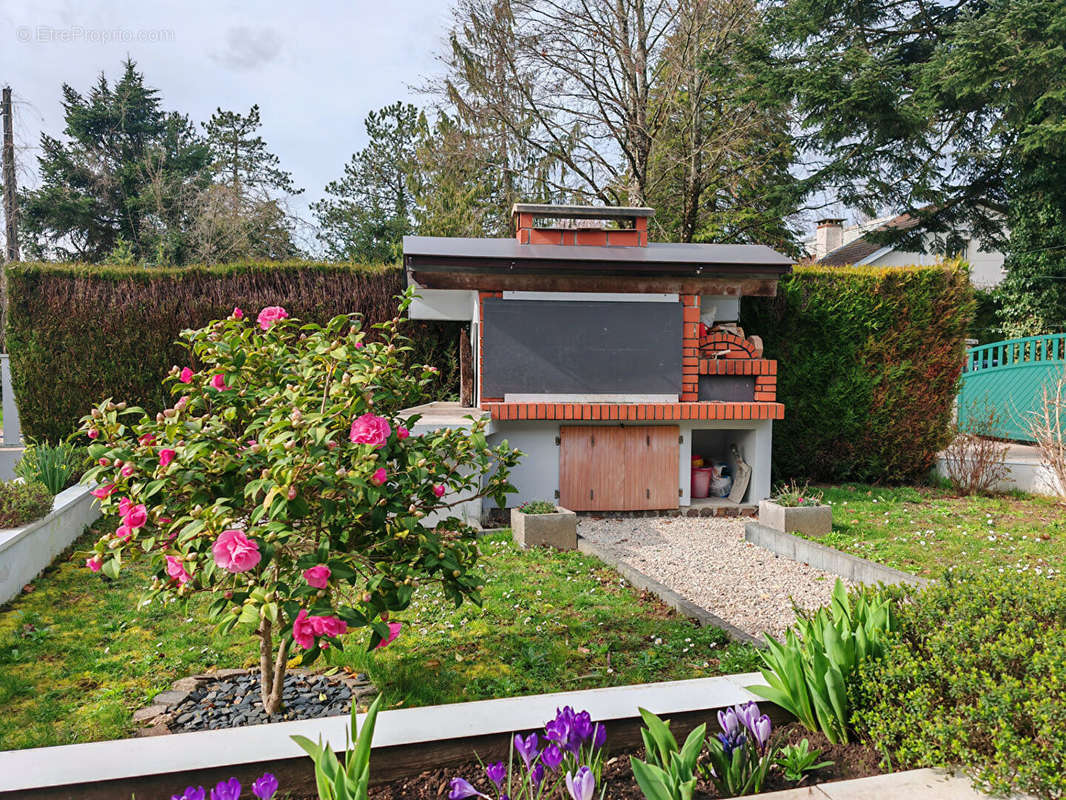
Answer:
[80,295,520,714]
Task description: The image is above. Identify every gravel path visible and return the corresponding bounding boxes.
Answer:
[578,516,845,639]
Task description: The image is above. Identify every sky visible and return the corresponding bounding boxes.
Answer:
[0,0,454,236]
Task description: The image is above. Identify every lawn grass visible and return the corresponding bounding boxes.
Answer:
[810,484,1066,579]
[0,526,758,750]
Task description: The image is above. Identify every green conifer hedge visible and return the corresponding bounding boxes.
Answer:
[741,264,973,483]
[6,262,459,441]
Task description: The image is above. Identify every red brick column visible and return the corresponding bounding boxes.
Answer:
[681,294,700,401]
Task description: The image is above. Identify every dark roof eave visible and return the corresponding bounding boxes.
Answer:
[404,253,792,279]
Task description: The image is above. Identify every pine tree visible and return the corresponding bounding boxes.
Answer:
[312,102,426,263]
[20,59,209,263]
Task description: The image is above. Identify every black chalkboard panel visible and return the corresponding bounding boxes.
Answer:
[482,298,682,396]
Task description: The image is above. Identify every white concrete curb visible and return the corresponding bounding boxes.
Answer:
[0,673,763,793]
[0,484,101,605]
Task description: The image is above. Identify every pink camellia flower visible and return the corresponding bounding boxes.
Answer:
[165,555,191,585]
[212,529,261,573]
[292,610,316,650]
[86,556,102,572]
[179,367,194,383]
[349,413,391,448]
[118,497,132,517]
[210,373,229,391]
[370,467,387,486]
[257,306,288,330]
[309,615,348,639]
[159,449,176,468]
[354,341,364,349]
[90,484,115,500]
[115,524,133,542]
[303,565,331,589]
[139,433,156,446]
[232,306,243,319]
[87,428,100,440]
[433,484,446,498]
[98,457,110,467]
[376,622,402,650]
[397,426,409,440]
[120,465,135,477]
[123,504,148,529]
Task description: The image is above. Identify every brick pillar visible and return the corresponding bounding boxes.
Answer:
[478,290,504,406]
[514,212,534,244]
[681,294,700,401]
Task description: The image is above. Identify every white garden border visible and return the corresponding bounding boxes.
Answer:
[0,673,762,794]
[0,484,101,605]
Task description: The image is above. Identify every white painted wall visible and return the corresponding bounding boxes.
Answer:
[407,289,477,321]
[0,485,101,605]
[502,291,679,303]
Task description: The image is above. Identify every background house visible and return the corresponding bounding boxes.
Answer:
[805,214,1006,288]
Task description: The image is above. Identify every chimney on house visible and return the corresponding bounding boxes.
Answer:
[813,218,844,260]
[512,204,653,246]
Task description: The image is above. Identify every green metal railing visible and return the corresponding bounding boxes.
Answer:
[959,334,1066,441]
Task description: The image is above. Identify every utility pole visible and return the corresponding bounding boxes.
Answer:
[1,85,18,353]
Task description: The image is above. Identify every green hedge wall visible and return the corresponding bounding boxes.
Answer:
[741,264,973,483]
[6,262,460,441]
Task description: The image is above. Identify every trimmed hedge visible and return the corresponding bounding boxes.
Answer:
[6,262,460,441]
[741,264,973,483]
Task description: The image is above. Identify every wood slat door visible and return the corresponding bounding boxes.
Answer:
[559,426,625,510]
[623,426,680,510]
[559,425,679,511]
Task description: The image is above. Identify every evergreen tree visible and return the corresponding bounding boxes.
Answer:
[312,102,425,263]
[21,59,210,263]
[193,106,302,262]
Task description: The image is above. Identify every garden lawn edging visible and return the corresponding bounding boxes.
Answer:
[744,522,929,587]
[576,535,761,645]
[0,484,100,605]
[0,673,768,800]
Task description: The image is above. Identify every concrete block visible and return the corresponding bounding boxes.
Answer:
[511,506,577,550]
[758,500,832,537]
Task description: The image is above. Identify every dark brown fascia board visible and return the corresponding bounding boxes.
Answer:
[511,203,655,220]
[410,270,781,296]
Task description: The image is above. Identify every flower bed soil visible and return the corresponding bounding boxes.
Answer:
[358,723,884,800]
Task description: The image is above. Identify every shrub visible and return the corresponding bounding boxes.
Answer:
[14,440,89,494]
[6,261,460,441]
[80,298,519,714]
[741,264,973,483]
[854,572,1066,799]
[770,480,824,507]
[0,480,53,527]
[941,402,1009,496]
[516,500,557,515]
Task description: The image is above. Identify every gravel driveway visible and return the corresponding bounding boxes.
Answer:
[578,516,844,639]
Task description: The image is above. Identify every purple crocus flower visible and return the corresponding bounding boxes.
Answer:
[514,732,539,769]
[448,777,489,799]
[717,729,746,758]
[210,778,241,800]
[541,743,564,772]
[752,714,773,751]
[251,774,278,800]
[173,788,206,800]
[545,707,574,751]
[530,763,545,787]
[592,722,606,750]
[565,767,596,800]
[571,710,594,746]
[485,762,507,790]
[717,707,740,736]
[735,701,761,735]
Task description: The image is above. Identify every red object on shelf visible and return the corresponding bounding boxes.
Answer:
[691,466,714,499]
[698,321,708,338]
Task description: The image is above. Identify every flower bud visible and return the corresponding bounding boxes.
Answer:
[287,486,297,500]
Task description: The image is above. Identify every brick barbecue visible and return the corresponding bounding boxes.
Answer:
[403,204,791,520]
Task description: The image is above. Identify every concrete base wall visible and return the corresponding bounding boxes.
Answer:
[934,441,1063,497]
[0,447,24,481]
[0,485,101,605]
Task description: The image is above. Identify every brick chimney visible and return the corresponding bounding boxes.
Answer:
[813,218,844,260]
[512,204,653,246]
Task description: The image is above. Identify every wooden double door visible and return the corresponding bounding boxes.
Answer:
[559,425,679,511]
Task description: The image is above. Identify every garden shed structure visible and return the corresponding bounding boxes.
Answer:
[402,204,790,522]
